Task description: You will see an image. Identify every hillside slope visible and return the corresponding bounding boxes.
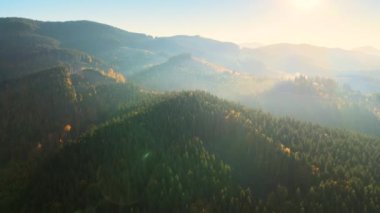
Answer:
[0,66,149,165]
[0,66,77,162]
[2,17,380,81]
[256,76,380,137]
[5,92,379,212]
[131,54,274,100]
[242,44,380,75]
[0,18,103,81]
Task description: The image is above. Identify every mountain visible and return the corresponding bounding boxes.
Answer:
[2,17,380,137]
[131,52,380,137]
[353,46,380,56]
[0,18,104,81]
[241,43,380,76]
[2,91,379,212]
[256,76,380,137]
[0,18,245,79]
[241,44,380,93]
[3,17,380,90]
[131,53,275,100]
[1,18,380,212]
[0,65,149,165]
[0,66,77,163]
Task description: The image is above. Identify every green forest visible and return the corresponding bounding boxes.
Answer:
[0,67,379,212]
[0,18,380,213]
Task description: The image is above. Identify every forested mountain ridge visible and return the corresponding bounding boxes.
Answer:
[0,66,77,163]
[256,76,380,137]
[2,91,379,212]
[1,18,380,139]
[0,18,104,81]
[131,53,273,100]
[0,66,149,165]
[1,17,380,212]
[4,17,380,80]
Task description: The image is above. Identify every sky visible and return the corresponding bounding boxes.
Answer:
[1,0,380,49]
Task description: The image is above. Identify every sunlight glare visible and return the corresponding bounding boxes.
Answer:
[292,0,321,10]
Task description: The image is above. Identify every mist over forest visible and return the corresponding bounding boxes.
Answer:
[0,14,380,213]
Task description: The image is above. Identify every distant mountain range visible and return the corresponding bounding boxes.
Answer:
[353,46,380,56]
[1,17,380,212]
[131,53,274,100]
[2,17,380,80]
[1,17,380,137]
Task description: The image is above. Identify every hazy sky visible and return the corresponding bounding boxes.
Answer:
[1,0,380,49]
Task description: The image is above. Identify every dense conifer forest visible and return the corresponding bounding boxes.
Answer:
[0,17,380,212]
[1,68,379,212]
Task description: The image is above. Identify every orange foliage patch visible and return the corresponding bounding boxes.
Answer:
[280,144,291,156]
[64,124,72,132]
[107,68,126,83]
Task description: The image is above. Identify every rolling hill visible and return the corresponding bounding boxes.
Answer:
[2,17,380,92]
[131,53,275,100]
[241,43,380,75]
[2,91,379,212]
[256,76,380,137]
[2,15,380,213]
[1,17,380,138]
[0,18,103,81]
[0,66,77,163]
[0,66,149,165]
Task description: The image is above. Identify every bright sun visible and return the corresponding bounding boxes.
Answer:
[292,0,320,10]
